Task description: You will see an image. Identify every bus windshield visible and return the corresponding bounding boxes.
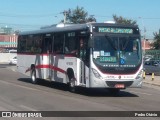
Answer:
[92,35,142,74]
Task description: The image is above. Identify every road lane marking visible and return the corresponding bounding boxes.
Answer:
[20,105,37,111]
[0,79,70,98]
[0,79,153,96]
[0,79,154,96]
[7,66,17,72]
[0,80,41,92]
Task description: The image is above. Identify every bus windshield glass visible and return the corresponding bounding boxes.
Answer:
[92,35,142,74]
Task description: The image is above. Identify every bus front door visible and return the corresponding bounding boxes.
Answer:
[79,37,89,86]
[43,36,53,80]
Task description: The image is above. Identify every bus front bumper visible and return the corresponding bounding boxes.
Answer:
[89,77,143,88]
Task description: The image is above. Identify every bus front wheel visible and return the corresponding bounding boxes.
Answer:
[69,78,77,93]
[31,69,37,84]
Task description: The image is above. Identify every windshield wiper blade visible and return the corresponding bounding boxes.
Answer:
[105,35,118,50]
[121,36,131,50]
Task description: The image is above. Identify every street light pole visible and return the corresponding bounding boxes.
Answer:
[139,17,146,56]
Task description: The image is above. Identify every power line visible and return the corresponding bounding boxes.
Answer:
[0,22,42,27]
[0,12,60,18]
[1,11,160,20]
[142,17,160,19]
[94,15,160,20]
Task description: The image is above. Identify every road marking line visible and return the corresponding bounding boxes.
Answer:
[0,78,154,102]
[0,80,41,92]
[0,79,64,97]
[20,105,37,111]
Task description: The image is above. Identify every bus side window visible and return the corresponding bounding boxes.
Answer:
[42,37,52,53]
[34,35,42,53]
[78,36,90,66]
[65,32,77,55]
[19,37,26,53]
[78,37,89,60]
[53,33,65,54]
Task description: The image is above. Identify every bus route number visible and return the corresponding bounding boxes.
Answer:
[66,62,73,66]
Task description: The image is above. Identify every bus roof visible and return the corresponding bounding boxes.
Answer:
[19,23,139,36]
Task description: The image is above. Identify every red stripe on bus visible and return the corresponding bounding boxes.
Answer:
[35,65,49,69]
[50,66,67,74]
[25,64,66,74]
[36,65,67,74]
[17,53,48,56]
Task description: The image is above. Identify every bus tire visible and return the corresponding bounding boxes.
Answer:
[69,78,77,93]
[67,69,77,93]
[31,68,37,84]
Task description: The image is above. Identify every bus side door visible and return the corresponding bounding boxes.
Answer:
[78,36,89,85]
[42,34,53,80]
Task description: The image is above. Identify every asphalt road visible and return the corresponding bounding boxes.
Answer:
[0,64,160,120]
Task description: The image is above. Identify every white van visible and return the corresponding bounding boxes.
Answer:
[9,50,17,53]
[9,56,17,65]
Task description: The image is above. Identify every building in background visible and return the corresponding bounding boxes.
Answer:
[141,39,153,50]
[0,35,18,52]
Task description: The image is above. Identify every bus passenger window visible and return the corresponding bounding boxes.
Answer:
[65,32,77,55]
[42,38,52,53]
[55,44,63,53]
[53,34,64,54]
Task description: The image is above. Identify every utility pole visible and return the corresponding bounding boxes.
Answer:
[62,10,70,24]
[139,17,146,56]
[63,11,67,24]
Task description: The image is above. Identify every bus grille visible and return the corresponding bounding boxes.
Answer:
[106,81,133,88]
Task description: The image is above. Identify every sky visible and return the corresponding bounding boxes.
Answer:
[0,0,160,39]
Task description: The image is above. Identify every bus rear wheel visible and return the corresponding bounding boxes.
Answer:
[31,69,38,84]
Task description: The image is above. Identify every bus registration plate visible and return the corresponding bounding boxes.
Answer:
[115,84,125,88]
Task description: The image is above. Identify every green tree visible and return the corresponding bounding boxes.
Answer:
[151,30,160,49]
[62,6,96,24]
[86,15,96,23]
[113,15,137,25]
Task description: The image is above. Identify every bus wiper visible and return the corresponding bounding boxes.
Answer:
[121,36,131,51]
[105,35,118,50]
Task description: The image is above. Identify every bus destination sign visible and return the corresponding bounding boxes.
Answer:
[98,27,133,34]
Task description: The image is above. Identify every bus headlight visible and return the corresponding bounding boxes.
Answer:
[135,70,143,79]
[91,68,102,79]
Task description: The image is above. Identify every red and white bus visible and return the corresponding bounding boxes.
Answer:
[17,23,143,93]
